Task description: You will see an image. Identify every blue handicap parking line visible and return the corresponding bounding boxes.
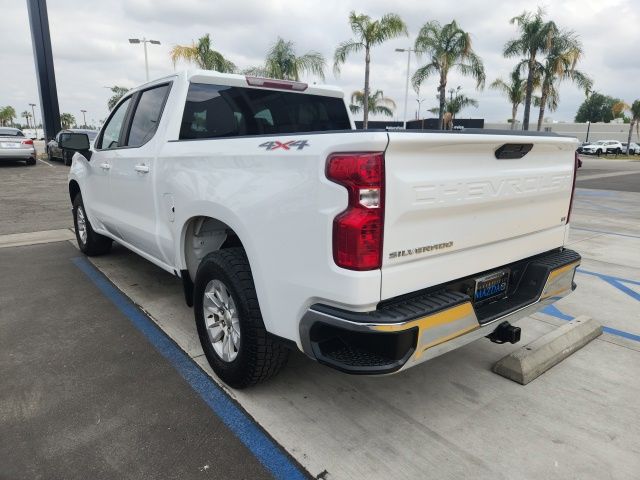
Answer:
[542,305,640,343]
[577,268,640,302]
[72,257,308,480]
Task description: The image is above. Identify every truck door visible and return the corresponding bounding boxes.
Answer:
[107,83,171,260]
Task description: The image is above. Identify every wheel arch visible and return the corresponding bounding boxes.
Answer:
[180,215,247,283]
[68,180,81,205]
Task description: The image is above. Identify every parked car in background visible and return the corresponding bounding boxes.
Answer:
[0,127,36,166]
[621,142,640,155]
[47,129,98,165]
[580,140,623,156]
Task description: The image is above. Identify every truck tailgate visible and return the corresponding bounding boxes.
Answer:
[381,131,577,300]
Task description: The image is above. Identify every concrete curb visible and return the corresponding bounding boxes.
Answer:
[493,316,602,385]
[0,228,75,249]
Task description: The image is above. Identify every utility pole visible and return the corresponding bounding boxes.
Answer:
[395,48,420,129]
[80,109,87,127]
[29,103,37,128]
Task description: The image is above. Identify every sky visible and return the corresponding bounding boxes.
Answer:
[0,0,638,127]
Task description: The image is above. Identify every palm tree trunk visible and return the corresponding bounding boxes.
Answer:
[363,47,370,129]
[626,120,635,155]
[522,55,535,131]
[511,104,518,130]
[536,91,547,131]
[438,77,446,130]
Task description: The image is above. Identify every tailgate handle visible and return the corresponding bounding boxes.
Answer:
[495,143,533,159]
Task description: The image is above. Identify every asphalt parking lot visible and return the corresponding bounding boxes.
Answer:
[1,154,639,479]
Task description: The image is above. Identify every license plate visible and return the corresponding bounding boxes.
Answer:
[473,269,509,305]
[1,142,20,148]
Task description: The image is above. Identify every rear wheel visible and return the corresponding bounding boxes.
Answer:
[194,248,289,388]
[26,157,36,166]
[596,149,602,157]
[72,193,112,256]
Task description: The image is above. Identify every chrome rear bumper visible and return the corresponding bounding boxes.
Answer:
[300,249,580,374]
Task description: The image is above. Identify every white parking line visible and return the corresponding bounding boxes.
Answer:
[577,171,638,181]
[38,158,53,167]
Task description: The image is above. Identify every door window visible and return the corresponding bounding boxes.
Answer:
[126,84,171,147]
[98,97,132,150]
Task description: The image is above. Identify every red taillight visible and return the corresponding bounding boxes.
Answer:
[326,152,384,270]
[21,139,34,145]
[566,152,580,223]
[245,76,308,91]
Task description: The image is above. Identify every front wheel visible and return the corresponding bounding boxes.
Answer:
[596,149,602,157]
[194,248,289,388]
[72,193,112,256]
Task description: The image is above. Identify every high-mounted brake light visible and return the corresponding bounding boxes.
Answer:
[326,152,384,271]
[566,152,580,223]
[21,139,34,145]
[245,76,308,91]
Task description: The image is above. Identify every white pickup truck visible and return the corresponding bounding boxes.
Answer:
[64,70,581,388]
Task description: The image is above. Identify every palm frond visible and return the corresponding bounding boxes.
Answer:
[333,40,363,75]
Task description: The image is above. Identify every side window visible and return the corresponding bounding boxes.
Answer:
[126,84,170,147]
[179,83,242,139]
[98,97,132,150]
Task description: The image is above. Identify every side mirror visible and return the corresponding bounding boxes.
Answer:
[59,132,92,162]
[59,132,90,150]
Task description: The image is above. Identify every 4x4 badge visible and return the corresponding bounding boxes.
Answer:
[259,140,309,151]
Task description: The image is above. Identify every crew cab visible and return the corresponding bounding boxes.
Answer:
[64,71,581,388]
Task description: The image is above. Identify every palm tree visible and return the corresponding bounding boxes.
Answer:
[349,90,396,118]
[612,100,640,155]
[60,113,75,129]
[170,34,236,72]
[0,106,16,127]
[245,37,325,81]
[503,8,557,130]
[107,86,129,110]
[21,111,32,129]
[535,30,591,130]
[427,88,478,127]
[490,70,526,129]
[334,12,407,129]
[412,20,485,130]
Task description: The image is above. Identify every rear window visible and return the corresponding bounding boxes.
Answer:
[179,83,351,140]
[0,128,23,137]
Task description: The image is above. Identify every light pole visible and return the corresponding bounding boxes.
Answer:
[29,103,37,129]
[129,37,161,82]
[395,48,420,129]
[80,109,87,127]
[416,98,424,120]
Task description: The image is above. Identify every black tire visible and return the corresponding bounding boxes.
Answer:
[616,148,622,155]
[26,157,36,166]
[194,248,289,388]
[72,193,112,256]
[47,148,54,163]
[596,149,602,157]
[64,151,73,166]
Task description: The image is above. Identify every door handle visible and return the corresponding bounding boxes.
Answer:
[134,164,150,173]
[99,162,111,170]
